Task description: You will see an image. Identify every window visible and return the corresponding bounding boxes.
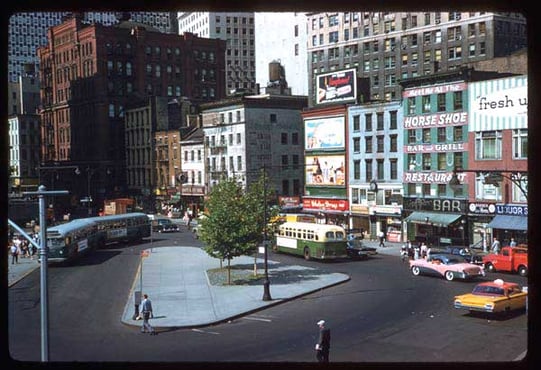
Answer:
[422,184,431,196]
[513,129,527,159]
[422,95,431,113]
[237,156,242,170]
[353,115,360,131]
[438,184,447,197]
[365,136,372,153]
[475,131,502,160]
[237,133,241,144]
[377,159,384,180]
[390,159,398,180]
[376,135,384,152]
[437,93,446,111]
[270,114,277,123]
[390,135,397,152]
[389,110,397,129]
[364,113,373,131]
[365,159,372,181]
[422,153,431,170]
[353,160,361,179]
[281,155,288,169]
[422,128,431,143]
[453,91,463,110]
[408,130,417,144]
[437,153,446,170]
[292,132,299,145]
[372,113,382,131]
[353,137,361,153]
[408,97,416,114]
[454,152,464,170]
[453,126,463,142]
[281,133,288,144]
[437,127,446,142]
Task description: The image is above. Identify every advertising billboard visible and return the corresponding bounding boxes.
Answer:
[316,68,357,105]
[306,154,346,186]
[305,116,345,150]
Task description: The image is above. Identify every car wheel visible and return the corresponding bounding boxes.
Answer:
[485,263,496,273]
[411,266,421,276]
[445,271,455,281]
[518,266,528,277]
[303,247,311,261]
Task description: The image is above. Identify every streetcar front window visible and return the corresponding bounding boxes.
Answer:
[47,238,65,247]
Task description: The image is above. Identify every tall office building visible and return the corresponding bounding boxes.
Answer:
[7,11,177,82]
[306,12,527,105]
[254,12,309,96]
[177,12,257,94]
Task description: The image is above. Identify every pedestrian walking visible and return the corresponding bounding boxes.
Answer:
[140,294,156,335]
[510,238,517,247]
[10,243,19,264]
[420,242,428,259]
[491,237,501,254]
[377,230,385,247]
[315,320,331,363]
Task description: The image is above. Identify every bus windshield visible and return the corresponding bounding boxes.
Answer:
[47,238,65,247]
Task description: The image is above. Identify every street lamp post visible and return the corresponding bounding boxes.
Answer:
[262,166,272,301]
[23,185,69,362]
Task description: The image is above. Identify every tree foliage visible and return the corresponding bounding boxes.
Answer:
[199,172,279,284]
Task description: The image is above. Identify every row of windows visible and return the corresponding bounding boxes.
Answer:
[352,111,398,131]
[352,158,399,181]
[311,22,488,47]
[352,135,399,153]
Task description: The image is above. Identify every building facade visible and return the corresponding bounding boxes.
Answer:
[177,12,257,94]
[254,12,309,96]
[348,100,404,241]
[467,75,528,248]
[37,14,226,215]
[306,12,526,105]
[200,93,308,202]
[8,11,178,83]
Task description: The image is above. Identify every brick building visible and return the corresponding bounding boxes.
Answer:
[37,13,226,215]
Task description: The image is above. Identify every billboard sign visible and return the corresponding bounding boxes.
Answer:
[305,116,345,150]
[316,68,357,105]
[306,154,346,186]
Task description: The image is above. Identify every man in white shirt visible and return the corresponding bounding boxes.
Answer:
[140,294,155,335]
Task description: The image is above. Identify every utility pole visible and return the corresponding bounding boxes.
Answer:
[262,165,272,301]
[23,185,69,362]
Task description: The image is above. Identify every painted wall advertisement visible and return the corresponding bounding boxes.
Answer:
[316,68,357,105]
[305,116,345,150]
[303,198,349,212]
[306,154,346,186]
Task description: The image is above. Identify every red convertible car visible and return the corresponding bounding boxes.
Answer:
[409,254,485,281]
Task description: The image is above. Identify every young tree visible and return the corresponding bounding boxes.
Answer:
[199,178,253,284]
[199,172,279,284]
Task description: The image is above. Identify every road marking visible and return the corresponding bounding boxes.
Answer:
[192,328,220,335]
[242,316,272,322]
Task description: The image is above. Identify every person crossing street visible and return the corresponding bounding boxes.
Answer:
[140,294,156,335]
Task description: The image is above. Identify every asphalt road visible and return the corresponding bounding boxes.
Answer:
[7,228,529,365]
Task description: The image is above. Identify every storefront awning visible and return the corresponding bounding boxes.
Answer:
[404,212,461,227]
[487,215,528,231]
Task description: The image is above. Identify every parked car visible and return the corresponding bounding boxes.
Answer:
[433,246,485,265]
[346,235,377,259]
[409,253,485,281]
[152,218,180,233]
[482,246,528,277]
[454,279,527,315]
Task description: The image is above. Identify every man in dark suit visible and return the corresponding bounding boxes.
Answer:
[315,320,331,362]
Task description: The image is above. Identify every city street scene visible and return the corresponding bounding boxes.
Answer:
[7,10,530,367]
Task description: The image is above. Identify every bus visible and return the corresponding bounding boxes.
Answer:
[273,222,349,260]
[87,212,151,244]
[45,219,102,263]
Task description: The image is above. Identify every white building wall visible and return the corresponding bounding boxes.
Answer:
[255,12,308,96]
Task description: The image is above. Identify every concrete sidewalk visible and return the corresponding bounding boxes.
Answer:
[120,246,351,329]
